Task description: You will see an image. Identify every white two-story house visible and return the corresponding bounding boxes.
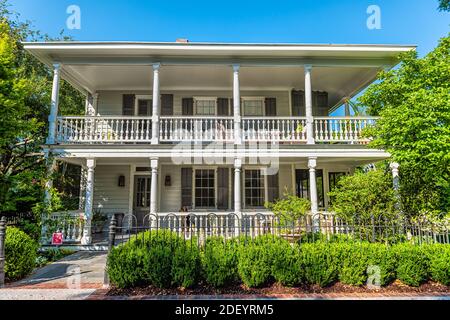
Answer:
[24,41,414,244]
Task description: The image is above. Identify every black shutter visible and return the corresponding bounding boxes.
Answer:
[182,98,194,115]
[217,168,229,209]
[265,98,277,116]
[161,94,174,116]
[181,168,192,208]
[313,91,328,116]
[230,98,234,116]
[291,90,305,116]
[217,98,229,116]
[122,94,135,115]
[267,173,279,203]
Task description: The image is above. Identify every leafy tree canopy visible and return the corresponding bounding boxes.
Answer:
[360,35,450,214]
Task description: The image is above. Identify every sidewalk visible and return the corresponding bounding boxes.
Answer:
[0,251,107,300]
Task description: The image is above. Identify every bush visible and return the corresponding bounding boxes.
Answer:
[4,227,38,281]
[202,237,239,287]
[425,244,450,286]
[367,243,397,286]
[393,243,429,287]
[237,235,277,287]
[299,242,339,287]
[107,245,145,288]
[338,242,371,286]
[171,241,201,288]
[271,241,303,286]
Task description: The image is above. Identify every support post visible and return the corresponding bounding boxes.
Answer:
[304,64,315,144]
[233,65,242,145]
[103,215,116,287]
[42,151,56,244]
[308,157,319,231]
[47,63,61,144]
[150,158,159,215]
[151,63,161,144]
[390,162,401,211]
[234,158,242,236]
[82,158,96,245]
[0,216,6,288]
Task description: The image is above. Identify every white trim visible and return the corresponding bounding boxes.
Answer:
[193,96,218,116]
[241,96,266,116]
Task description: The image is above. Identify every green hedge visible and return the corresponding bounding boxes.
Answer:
[107,233,450,289]
[5,227,38,281]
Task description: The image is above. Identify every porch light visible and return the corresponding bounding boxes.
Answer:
[165,175,171,186]
[118,175,125,187]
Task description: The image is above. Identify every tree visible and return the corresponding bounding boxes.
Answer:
[328,169,398,222]
[438,0,450,11]
[0,0,84,215]
[360,35,450,215]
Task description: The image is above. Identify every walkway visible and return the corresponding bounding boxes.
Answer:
[0,251,107,300]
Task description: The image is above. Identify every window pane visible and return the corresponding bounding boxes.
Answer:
[244,169,264,207]
[243,100,264,116]
[194,169,215,208]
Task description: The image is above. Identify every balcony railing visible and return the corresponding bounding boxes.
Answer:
[55,116,377,144]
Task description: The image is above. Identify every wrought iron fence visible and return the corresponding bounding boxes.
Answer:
[109,212,450,247]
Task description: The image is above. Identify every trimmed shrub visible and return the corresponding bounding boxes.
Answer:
[271,241,303,287]
[202,237,239,287]
[425,244,450,286]
[367,243,396,286]
[5,227,38,281]
[392,243,429,287]
[107,245,145,288]
[171,241,201,288]
[299,242,339,287]
[338,242,371,286]
[237,235,278,287]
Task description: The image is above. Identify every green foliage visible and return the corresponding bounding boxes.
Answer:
[338,242,371,286]
[107,245,146,289]
[366,243,397,286]
[35,248,75,267]
[424,244,450,285]
[299,242,339,287]
[328,169,398,222]
[438,0,450,11]
[271,241,303,286]
[171,241,201,288]
[202,237,239,287]
[392,243,429,287]
[360,35,450,213]
[265,193,310,226]
[4,226,38,281]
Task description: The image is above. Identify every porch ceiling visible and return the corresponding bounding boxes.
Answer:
[24,42,415,109]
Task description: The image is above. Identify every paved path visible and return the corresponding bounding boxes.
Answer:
[0,251,107,300]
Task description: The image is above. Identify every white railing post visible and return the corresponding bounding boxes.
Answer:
[81,158,95,245]
[304,64,315,144]
[47,63,61,144]
[150,158,159,215]
[233,65,242,145]
[308,157,319,232]
[151,63,161,144]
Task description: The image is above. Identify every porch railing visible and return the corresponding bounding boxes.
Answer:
[48,210,84,243]
[55,116,377,144]
[160,116,234,142]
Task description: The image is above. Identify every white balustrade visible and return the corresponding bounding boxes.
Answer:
[50,210,84,243]
[314,117,378,143]
[242,117,307,142]
[160,116,234,142]
[56,115,377,144]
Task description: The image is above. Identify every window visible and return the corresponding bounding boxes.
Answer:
[329,172,346,192]
[244,169,265,207]
[295,169,325,208]
[194,169,215,208]
[194,98,216,115]
[242,98,264,116]
[135,177,151,208]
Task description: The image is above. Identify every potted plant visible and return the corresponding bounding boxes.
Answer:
[92,209,108,233]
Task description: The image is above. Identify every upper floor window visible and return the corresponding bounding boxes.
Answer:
[194,97,217,115]
[242,97,264,116]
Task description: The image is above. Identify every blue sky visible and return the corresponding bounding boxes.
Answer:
[8,0,449,57]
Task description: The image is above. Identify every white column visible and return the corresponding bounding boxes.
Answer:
[42,150,56,244]
[46,63,61,144]
[304,64,315,144]
[85,92,98,116]
[82,158,96,245]
[308,157,318,213]
[78,165,87,210]
[233,65,242,144]
[151,63,161,144]
[150,158,159,214]
[234,158,242,216]
[390,162,400,191]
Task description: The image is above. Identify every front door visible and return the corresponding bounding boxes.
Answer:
[133,175,152,226]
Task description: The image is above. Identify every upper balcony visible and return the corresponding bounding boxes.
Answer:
[23,41,413,148]
[55,115,377,144]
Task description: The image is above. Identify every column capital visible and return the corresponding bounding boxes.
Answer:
[304,64,312,72]
[390,162,400,171]
[234,158,242,169]
[232,64,240,72]
[150,158,159,169]
[308,157,317,169]
[86,158,96,169]
[153,62,161,71]
[53,63,61,71]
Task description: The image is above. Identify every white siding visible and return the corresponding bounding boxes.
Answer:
[93,165,130,214]
[159,165,182,212]
[278,164,294,197]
